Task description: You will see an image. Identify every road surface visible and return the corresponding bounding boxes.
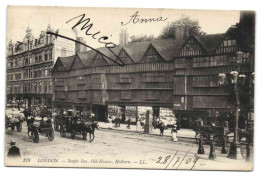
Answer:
[5,122,252,170]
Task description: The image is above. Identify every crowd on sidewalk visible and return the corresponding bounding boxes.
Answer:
[107,115,181,142]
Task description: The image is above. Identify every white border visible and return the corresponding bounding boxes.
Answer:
[0,0,259,176]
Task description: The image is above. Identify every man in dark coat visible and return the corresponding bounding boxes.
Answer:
[7,141,21,158]
[127,117,131,129]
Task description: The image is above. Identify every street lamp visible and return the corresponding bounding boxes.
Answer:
[218,51,249,160]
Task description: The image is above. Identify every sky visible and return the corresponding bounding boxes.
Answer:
[6,6,240,49]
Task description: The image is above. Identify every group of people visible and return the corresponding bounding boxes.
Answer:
[106,115,179,142]
[107,115,145,131]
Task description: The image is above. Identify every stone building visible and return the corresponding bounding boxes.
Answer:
[6,25,76,109]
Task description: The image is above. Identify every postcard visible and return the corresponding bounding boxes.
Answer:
[5,6,255,170]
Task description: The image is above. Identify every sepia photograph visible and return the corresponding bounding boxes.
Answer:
[4,5,255,171]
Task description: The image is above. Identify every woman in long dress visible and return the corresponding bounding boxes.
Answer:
[136,119,141,132]
[171,124,178,142]
[108,116,113,129]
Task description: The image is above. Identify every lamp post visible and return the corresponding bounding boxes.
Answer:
[218,51,248,160]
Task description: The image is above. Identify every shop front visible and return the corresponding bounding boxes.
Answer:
[174,110,209,129]
[106,102,174,126]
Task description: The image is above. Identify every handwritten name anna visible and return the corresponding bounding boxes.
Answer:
[121,11,168,26]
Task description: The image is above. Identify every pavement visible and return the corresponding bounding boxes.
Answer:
[98,121,196,139]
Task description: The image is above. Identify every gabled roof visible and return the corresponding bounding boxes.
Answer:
[151,39,184,61]
[122,41,151,63]
[97,46,122,65]
[78,45,122,67]
[196,33,226,54]
[78,50,96,67]
[70,54,86,70]
[116,48,135,64]
[55,25,243,71]
[57,55,75,71]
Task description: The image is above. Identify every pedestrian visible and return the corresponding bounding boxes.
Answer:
[142,118,146,129]
[118,115,121,127]
[114,116,118,128]
[171,125,178,142]
[7,141,20,158]
[108,116,113,129]
[127,117,131,129]
[136,119,141,132]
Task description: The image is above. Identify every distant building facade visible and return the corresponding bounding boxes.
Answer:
[6,25,76,109]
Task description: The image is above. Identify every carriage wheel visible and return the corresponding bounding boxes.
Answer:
[48,128,54,141]
[60,126,66,137]
[17,123,22,132]
[32,129,39,143]
[71,130,76,139]
[11,124,15,131]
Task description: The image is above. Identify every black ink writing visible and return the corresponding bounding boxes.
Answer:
[57,14,125,66]
[121,11,168,26]
[156,150,200,170]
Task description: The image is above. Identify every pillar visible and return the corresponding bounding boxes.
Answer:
[144,110,153,133]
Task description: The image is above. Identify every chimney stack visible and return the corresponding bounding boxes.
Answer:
[173,24,188,41]
[119,28,129,46]
[75,37,88,53]
[73,28,87,53]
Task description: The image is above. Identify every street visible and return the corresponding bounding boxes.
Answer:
[5,122,252,170]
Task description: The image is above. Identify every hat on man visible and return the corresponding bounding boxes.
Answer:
[9,140,16,146]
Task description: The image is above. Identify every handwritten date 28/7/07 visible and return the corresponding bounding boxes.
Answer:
[156,151,200,170]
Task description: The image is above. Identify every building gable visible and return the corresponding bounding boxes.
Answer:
[91,53,108,66]
[116,49,134,65]
[177,36,207,57]
[70,54,86,70]
[215,32,241,54]
[52,58,64,72]
[141,45,164,63]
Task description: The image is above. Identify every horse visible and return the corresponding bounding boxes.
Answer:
[84,122,99,142]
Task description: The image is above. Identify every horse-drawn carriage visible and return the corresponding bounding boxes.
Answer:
[59,110,98,142]
[5,108,25,132]
[194,124,230,145]
[27,116,54,143]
